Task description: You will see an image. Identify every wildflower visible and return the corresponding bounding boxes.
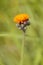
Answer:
[13,14,30,32]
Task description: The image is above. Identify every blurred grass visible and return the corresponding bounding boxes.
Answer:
[0,0,43,65]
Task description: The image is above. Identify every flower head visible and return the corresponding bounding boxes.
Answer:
[13,14,29,23]
[13,14,30,32]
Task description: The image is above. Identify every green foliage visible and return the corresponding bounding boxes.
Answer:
[0,0,43,65]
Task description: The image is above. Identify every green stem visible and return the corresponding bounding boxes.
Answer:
[20,32,25,65]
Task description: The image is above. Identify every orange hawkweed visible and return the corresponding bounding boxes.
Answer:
[13,14,29,23]
[13,14,30,32]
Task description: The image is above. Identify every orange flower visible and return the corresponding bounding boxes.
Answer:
[13,14,29,23]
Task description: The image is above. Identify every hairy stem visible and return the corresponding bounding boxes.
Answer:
[20,32,25,65]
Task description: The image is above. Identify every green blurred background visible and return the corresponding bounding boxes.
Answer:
[0,0,43,65]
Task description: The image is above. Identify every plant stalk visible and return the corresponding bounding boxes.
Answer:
[20,32,25,65]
